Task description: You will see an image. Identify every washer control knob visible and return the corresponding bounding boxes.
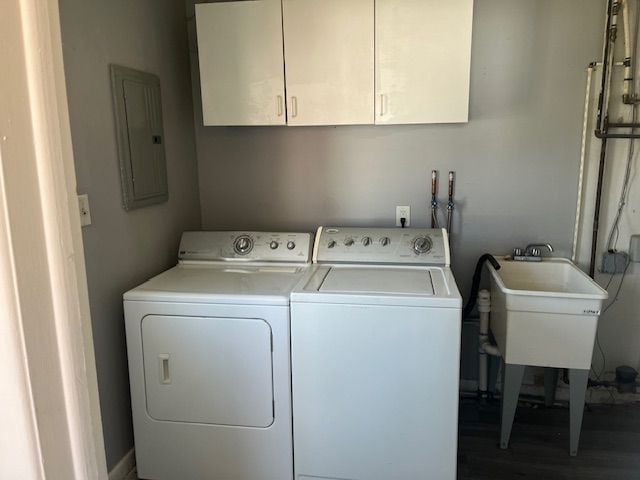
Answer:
[344,238,354,247]
[380,236,390,246]
[412,236,432,254]
[269,240,279,250]
[234,235,253,255]
[286,241,296,250]
[362,236,372,246]
[327,240,337,249]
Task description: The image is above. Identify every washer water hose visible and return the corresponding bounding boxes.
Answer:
[446,171,455,235]
[463,254,501,319]
[430,170,439,228]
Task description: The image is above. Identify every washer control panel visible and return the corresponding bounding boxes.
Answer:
[315,227,449,266]
[179,231,312,263]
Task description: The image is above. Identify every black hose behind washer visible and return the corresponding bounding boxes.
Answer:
[463,254,501,319]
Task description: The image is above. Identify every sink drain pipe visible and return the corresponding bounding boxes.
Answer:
[478,289,500,397]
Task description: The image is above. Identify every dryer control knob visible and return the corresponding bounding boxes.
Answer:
[286,241,296,250]
[380,237,390,246]
[412,236,432,254]
[234,235,253,255]
[327,240,337,248]
[362,236,372,246]
[269,241,279,250]
[344,238,354,246]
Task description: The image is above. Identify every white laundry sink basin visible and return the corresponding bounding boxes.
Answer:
[487,258,608,369]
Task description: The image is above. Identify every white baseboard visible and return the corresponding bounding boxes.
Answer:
[108,448,135,480]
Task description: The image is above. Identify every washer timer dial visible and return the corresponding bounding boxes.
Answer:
[412,236,432,255]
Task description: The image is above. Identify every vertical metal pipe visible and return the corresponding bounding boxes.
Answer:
[590,136,609,277]
[590,0,617,277]
[622,0,633,103]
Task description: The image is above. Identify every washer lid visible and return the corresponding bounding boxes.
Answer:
[292,265,462,308]
[319,267,434,295]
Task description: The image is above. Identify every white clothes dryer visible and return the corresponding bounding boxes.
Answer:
[291,227,462,480]
[124,231,313,480]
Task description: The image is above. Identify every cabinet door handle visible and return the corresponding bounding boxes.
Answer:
[291,96,298,118]
[277,95,283,117]
[379,94,385,116]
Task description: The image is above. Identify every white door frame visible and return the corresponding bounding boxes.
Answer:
[0,0,108,478]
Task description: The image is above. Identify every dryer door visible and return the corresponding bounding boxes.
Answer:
[141,315,274,427]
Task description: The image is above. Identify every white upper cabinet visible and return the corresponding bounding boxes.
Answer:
[195,0,473,127]
[195,1,286,126]
[282,0,374,126]
[375,0,473,125]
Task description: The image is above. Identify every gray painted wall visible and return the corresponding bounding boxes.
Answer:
[190,0,605,301]
[60,0,201,469]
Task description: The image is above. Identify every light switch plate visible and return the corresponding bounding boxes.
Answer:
[78,194,92,227]
[396,206,410,227]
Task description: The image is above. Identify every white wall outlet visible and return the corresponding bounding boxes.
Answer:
[78,194,92,227]
[396,206,410,227]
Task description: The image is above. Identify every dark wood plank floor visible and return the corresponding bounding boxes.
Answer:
[458,399,640,480]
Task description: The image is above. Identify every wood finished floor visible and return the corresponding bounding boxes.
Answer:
[458,400,640,480]
[131,402,640,479]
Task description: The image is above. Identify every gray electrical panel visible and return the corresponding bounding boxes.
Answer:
[601,251,629,274]
[110,65,168,210]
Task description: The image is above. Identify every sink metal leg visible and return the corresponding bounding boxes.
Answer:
[544,368,559,407]
[500,363,525,449]
[569,368,589,456]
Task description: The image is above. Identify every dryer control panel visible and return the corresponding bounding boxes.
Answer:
[314,227,449,266]
[179,231,313,263]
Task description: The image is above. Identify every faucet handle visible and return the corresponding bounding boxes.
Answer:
[524,243,554,256]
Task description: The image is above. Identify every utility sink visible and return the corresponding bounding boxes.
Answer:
[488,257,608,369]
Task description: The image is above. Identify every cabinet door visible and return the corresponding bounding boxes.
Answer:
[375,0,473,125]
[196,1,286,126]
[282,0,374,126]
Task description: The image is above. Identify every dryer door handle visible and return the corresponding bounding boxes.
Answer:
[158,354,171,384]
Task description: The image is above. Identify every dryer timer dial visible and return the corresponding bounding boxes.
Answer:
[234,235,254,255]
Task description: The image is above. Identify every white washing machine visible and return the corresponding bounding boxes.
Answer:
[124,231,313,480]
[291,227,462,480]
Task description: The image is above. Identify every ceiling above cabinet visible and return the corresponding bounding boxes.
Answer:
[195,0,473,127]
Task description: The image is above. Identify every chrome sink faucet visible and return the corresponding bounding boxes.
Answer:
[512,243,554,261]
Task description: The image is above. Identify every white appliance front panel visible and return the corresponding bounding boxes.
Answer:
[179,231,312,263]
[126,302,293,480]
[142,315,273,427]
[319,267,434,295]
[291,302,461,480]
[314,227,449,266]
